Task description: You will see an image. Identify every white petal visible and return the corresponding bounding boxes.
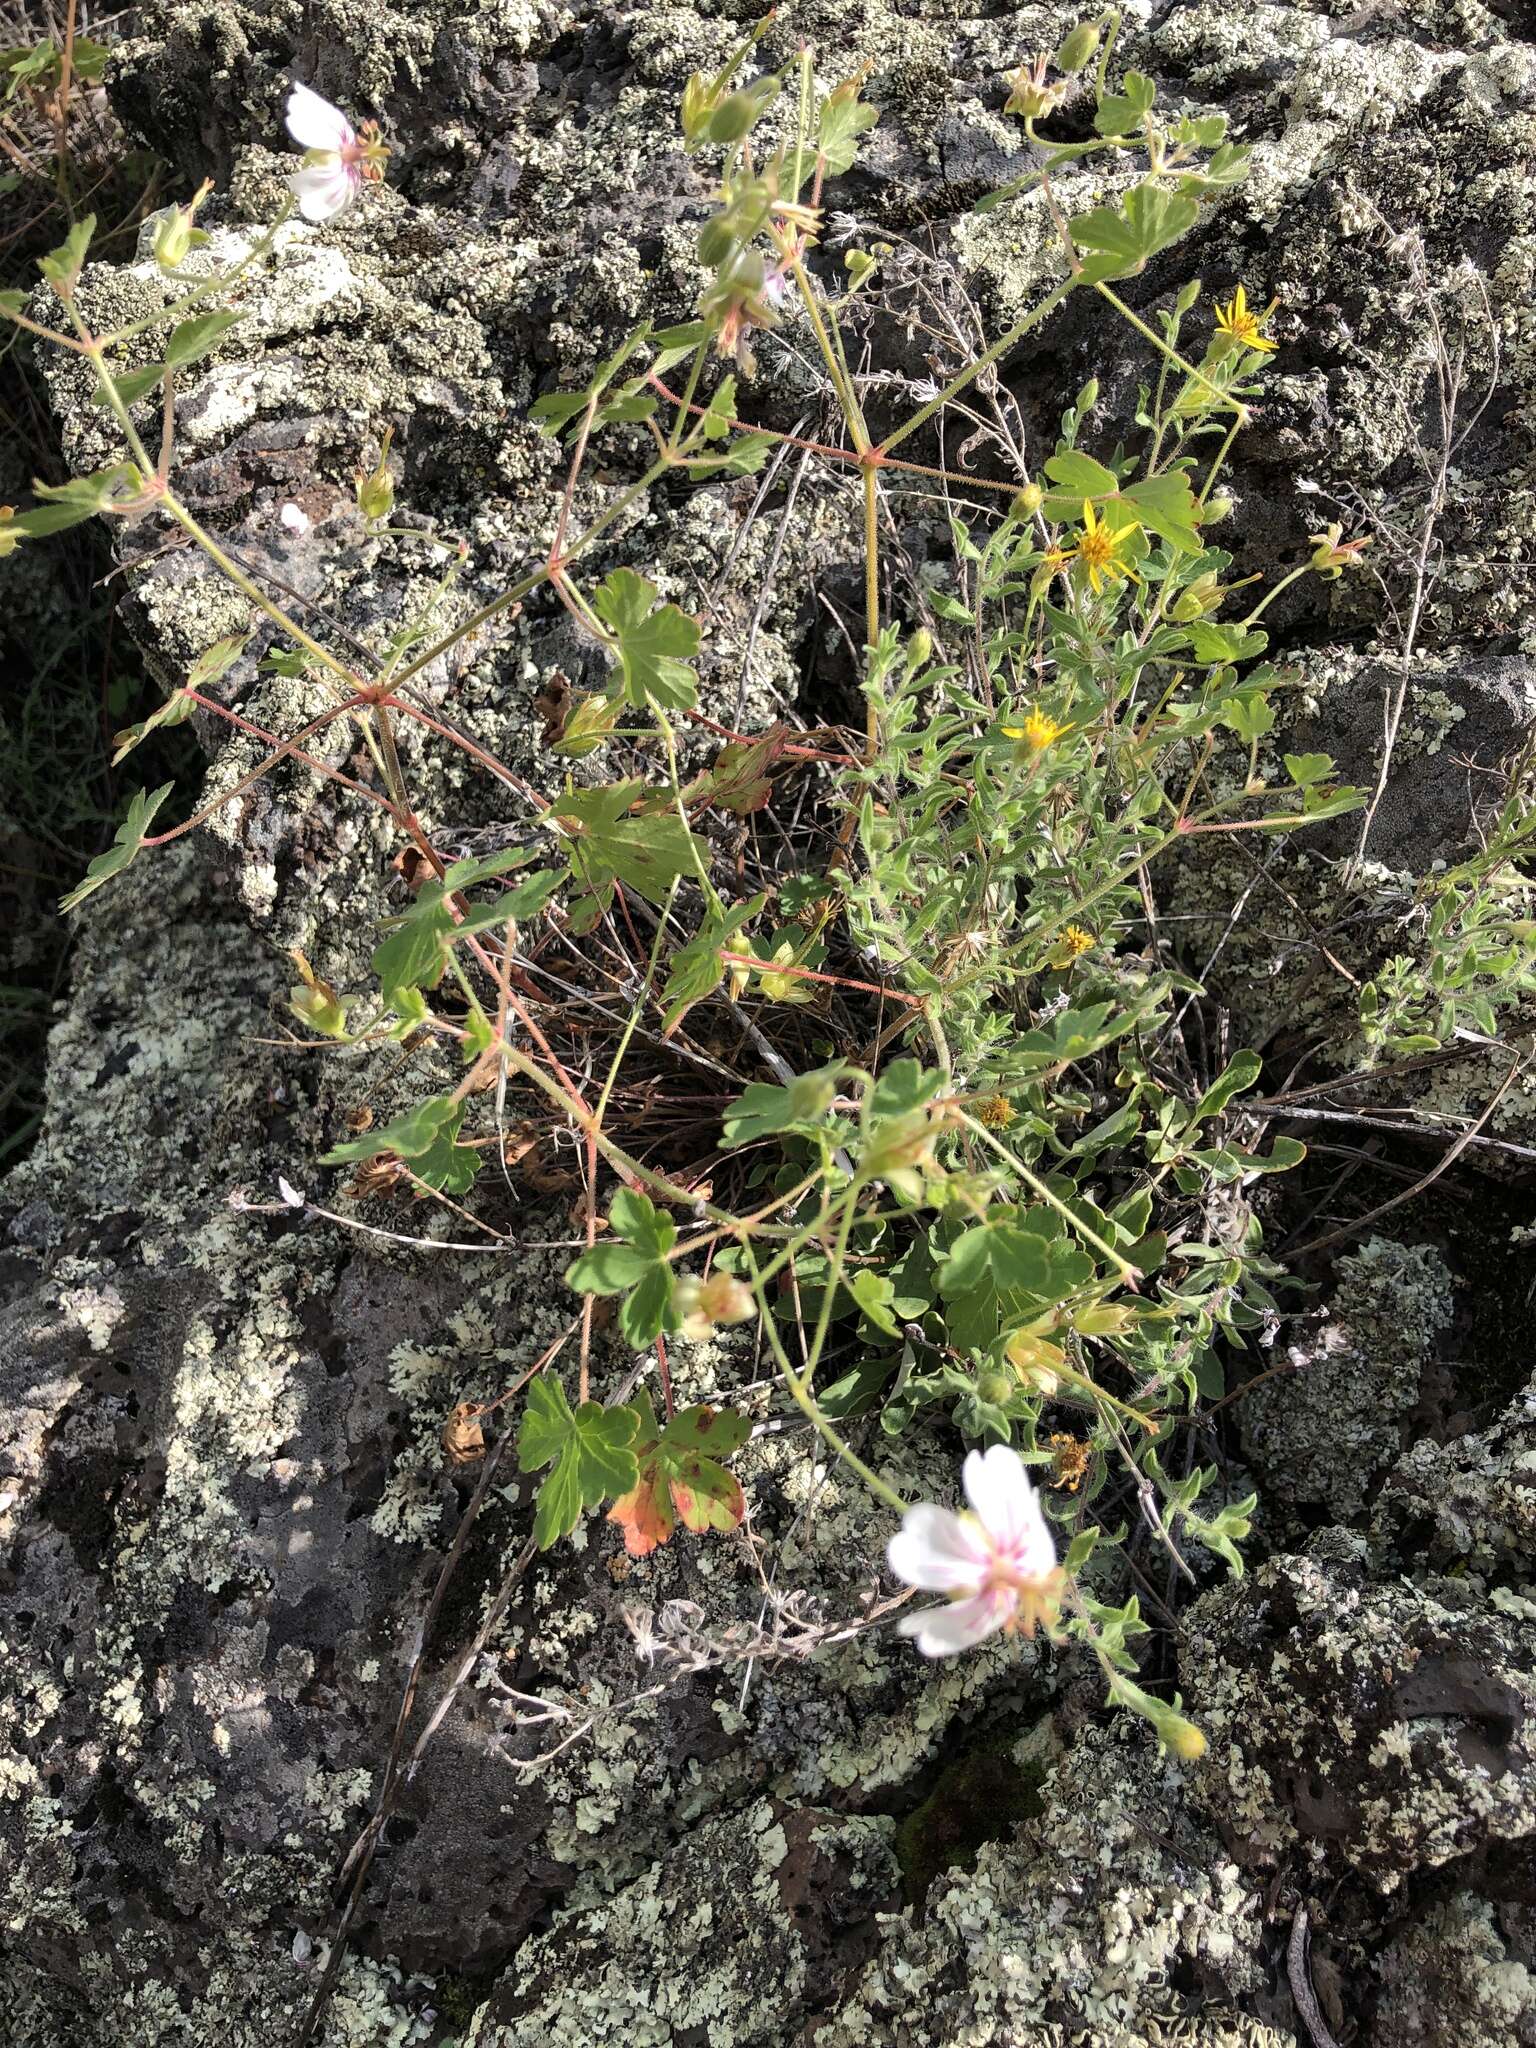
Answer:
[898,1591,1008,1657]
[964,1442,1054,1574]
[285,82,354,153]
[288,162,357,223]
[886,1503,989,1594]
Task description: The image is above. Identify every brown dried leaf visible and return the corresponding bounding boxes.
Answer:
[442,1402,486,1466]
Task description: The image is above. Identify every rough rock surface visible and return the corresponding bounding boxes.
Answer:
[7,1,1536,2043]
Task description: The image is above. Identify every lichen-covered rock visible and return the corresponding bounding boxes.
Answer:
[1240,1236,1454,1523]
[472,1799,900,2047]
[812,1719,1267,2048]
[1373,1889,1536,2048]
[1186,1536,1536,1888]
[11,0,1536,2038]
[1373,1362,1536,1572]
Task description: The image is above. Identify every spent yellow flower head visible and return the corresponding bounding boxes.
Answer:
[1213,284,1277,354]
[1069,498,1141,595]
[975,1093,1016,1131]
[1002,705,1067,752]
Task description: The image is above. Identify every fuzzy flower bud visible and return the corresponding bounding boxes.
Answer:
[673,1271,757,1342]
[356,426,395,524]
[1054,21,1102,73]
[152,180,213,272]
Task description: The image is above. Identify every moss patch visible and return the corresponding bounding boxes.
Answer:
[894,1717,1051,1912]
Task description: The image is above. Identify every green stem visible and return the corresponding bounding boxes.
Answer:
[881,278,1075,455]
[958,1110,1141,1282]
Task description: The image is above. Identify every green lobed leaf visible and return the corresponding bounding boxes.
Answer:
[517,1377,640,1549]
[591,567,701,712]
[1118,472,1203,553]
[320,1093,480,1193]
[566,1189,679,1348]
[607,1388,751,1554]
[59,781,173,913]
[1069,184,1201,283]
[547,779,707,924]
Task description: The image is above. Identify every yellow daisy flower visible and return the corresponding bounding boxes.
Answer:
[1069,498,1141,595]
[1002,706,1066,751]
[1213,284,1277,353]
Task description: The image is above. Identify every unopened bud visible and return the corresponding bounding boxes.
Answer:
[976,1370,1014,1407]
[1075,377,1099,414]
[708,83,771,145]
[1054,22,1101,74]
[153,179,213,272]
[681,71,717,143]
[1163,1712,1207,1760]
[674,1271,757,1341]
[1011,481,1044,518]
[356,426,395,524]
[1202,492,1233,525]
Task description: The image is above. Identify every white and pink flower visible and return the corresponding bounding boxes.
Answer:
[283,83,388,223]
[887,1443,1062,1656]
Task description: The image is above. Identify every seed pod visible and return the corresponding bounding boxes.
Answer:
[1054,22,1101,74]
[708,81,775,144]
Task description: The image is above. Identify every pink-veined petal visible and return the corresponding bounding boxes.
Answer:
[963,1443,1054,1574]
[285,82,354,153]
[898,1590,1010,1657]
[288,161,359,222]
[887,1503,990,1594]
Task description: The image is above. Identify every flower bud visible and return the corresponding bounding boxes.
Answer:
[356,426,395,525]
[1054,22,1101,73]
[1075,377,1099,414]
[681,71,716,143]
[152,179,213,272]
[1163,1712,1207,1760]
[708,82,772,145]
[1011,481,1044,518]
[976,1370,1014,1407]
[674,1271,757,1341]
[1201,492,1233,525]
[0,506,19,560]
